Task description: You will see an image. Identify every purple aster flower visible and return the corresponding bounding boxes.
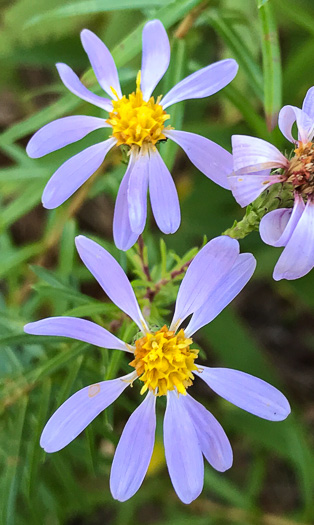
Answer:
[24,235,290,504]
[229,86,314,280]
[26,20,238,250]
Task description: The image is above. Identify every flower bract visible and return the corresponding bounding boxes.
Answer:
[24,235,291,504]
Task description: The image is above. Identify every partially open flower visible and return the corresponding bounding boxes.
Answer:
[26,20,238,250]
[229,87,314,280]
[24,235,290,504]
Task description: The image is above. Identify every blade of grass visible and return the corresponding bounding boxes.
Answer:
[0,397,28,525]
[0,243,42,279]
[274,0,314,37]
[223,84,267,138]
[161,37,186,170]
[25,0,173,28]
[26,379,51,499]
[258,0,282,130]
[207,10,264,101]
[0,181,45,232]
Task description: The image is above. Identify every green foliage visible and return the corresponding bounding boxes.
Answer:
[0,0,314,524]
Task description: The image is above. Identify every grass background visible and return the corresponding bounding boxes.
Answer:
[0,0,314,523]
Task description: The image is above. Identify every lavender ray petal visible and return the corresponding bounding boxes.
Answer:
[161,59,238,109]
[148,148,180,234]
[186,253,256,337]
[278,105,314,143]
[273,198,314,280]
[24,317,130,352]
[75,235,148,332]
[80,29,122,99]
[260,194,305,248]
[182,394,233,472]
[164,391,204,504]
[195,367,291,421]
[26,116,110,159]
[141,19,170,101]
[110,392,156,501]
[165,130,232,190]
[40,373,133,452]
[232,135,288,174]
[113,155,139,251]
[127,151,149,234]
[56,63,112,111]
[302,86,314,121]
[42,138,116,209]
[170,236,239,331]
[228,171,282,208]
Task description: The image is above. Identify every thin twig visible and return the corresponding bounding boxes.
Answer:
[144,258,193,302]
[137,234,152,282]
[174,1,209,39]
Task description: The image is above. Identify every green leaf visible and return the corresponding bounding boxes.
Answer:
[274,0,314,36]
[58,219,77,278]
[0,167,44,182]
[30,264,73,288]
[26,379,51,499]
[0,243,42,279]
[57,354,84,405]
[258,0,282,130]
[0,397,28,525]
[0,93,79,145]
[204,468,250,508]
[0,333,69,346]
[0,181,45,232]
[27,342,88,384]
[223,84,267,137]
[207,10,264,101]
[25,0,175,28]
[63,302,112,318]
[161,37,186,169]
[160,238,167,278]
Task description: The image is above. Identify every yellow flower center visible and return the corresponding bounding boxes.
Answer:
[106,71,171,148]
[129,325,199,397]
[285,142,314,195]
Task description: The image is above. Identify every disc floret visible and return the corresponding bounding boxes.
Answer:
[285,142,314,196]
[129,326,199,396]
[106,72,171,148]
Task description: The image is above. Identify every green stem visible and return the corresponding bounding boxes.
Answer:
[223,183,294,239]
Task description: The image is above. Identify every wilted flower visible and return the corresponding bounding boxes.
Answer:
[26,19,238,250]
[229,86,314,280]
[24,235,290,504]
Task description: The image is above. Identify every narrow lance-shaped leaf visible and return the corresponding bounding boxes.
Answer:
[25,0,174,28]
[161,37,186,170]
[258,0,282,130]
[207,11,264,101]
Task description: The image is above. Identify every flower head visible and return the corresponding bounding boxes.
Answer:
[26,20,238,250]
[24,235,290,504]
[130,326,198,396]
[107,71,171,147]
[229,86,314,280]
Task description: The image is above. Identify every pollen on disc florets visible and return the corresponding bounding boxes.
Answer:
[285,142,314,196]
[106,71,171,148]
[129,325,199,397]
